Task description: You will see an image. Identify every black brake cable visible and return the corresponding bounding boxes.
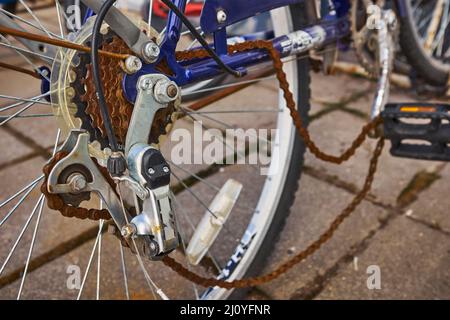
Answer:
[91,0,126,176]
[160,0,242,77]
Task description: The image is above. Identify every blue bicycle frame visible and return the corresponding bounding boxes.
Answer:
[120,0,352,102]
[79,0,408,103]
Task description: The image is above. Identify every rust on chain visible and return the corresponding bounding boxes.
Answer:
[43,39,386,288]
[177,40,384,164]
[0,25,130,60]
[162,40,385,288]
[162,138,384,289]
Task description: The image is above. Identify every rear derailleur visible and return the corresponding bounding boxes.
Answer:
[45,74,180,260]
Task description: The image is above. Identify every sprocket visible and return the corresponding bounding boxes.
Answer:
[71,28,177,150]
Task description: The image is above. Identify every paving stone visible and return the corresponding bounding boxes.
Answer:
[257,175,388,299]
[315,216,450,299]
[409,164,450,233]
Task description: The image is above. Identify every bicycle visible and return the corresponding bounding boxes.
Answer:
[0,0,448,300]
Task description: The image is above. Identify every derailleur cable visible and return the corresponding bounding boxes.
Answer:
[91,0,126,176]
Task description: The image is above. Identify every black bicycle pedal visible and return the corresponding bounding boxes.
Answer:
[381,102,450,161]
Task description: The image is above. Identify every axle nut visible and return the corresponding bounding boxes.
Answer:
[121,224,137,238]
[68,173,87,192]
[154,80,179,103]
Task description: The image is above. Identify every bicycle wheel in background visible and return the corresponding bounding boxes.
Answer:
[398,0,450,87]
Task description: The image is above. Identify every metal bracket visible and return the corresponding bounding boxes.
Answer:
[124,73,178,156]
[47,130,132,229]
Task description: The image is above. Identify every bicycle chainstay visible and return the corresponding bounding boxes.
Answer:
[42,40,385,289]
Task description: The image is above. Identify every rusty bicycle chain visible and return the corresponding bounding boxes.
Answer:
[42,40,386,288]
[162,40,385,288]
[162,138,384,289]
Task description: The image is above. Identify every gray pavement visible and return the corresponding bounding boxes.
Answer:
[0,7,449,300]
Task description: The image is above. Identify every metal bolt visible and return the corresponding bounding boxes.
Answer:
[68,173,87,192]
[166,84,178,99]
[142,41,160,63]
[163,166,170,173]
[140,78,152,90]
[146,240,159,257]
[217,9,227,23]
[121,224,136,238]
[148,167,155,175]
[124,55,142,74]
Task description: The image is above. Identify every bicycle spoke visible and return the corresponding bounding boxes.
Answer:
[183,109,279,115]
[18,0,54,39]
[0,35,55,67]
[0,193,45,277]
[0,94,51,105]
[16,129,61,298]
[170,160,256,213]
[0,113,53,121]
[0,8,63,40]
[77,219,104,300]
[118,239,130,300]
[185,108,273,146]
[96,219,102,300]
[0,180,41,227]
[432,1,450,56]
[0,175,43,209]
[0,101,42,126]
[184,112,262,168]
[182,75,276,96]
[148,0,154,31]
[186,31,204,50]
[171,194,223,273]
[180,26,201,37]
[55,0,66,39]
[16,197,45,299]
[170,171,220,220]
[0,129,59,228]
[0,93,51,113]
[168,160,221,192]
